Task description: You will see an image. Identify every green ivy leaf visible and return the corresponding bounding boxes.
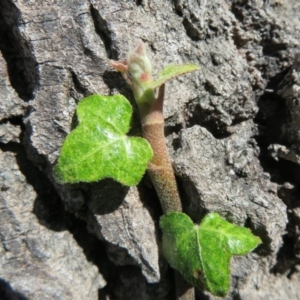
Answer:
[145,64,200,90]
[54,94,153,186]
[160,212,261,296]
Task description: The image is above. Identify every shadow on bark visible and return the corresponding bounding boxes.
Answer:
[0,0,38,101]
[0,140,119,296]
[0,278,29,300]
[255,70,300,273]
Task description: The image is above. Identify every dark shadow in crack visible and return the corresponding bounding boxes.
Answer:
[254,70,300,185]
[270,233,300,275]
[0,278,29,300]
[108,265,174,300]
[184,99,233,139]
[102,70,130,94]
[90,3,119,60]
[254,69,300,274]
[0,0,38,101]
[0,141,68,232]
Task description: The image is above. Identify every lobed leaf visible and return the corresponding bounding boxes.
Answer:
[145,64,200,90]
[160,212,261,296]
[54,94,153,186]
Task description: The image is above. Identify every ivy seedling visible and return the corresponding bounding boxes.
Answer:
[160,212,261,297]
[54,40,261,298]
[54,94,153,186]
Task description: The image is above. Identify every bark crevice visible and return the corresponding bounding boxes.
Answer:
[0,0,38,101]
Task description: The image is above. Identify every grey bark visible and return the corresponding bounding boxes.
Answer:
[0,0,300,299]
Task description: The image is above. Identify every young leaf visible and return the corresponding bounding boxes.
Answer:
[160,212,261,296]
[54,94,153,186]
[145,64,200,90]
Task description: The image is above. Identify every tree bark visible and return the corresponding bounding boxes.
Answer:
[0,0,300,299]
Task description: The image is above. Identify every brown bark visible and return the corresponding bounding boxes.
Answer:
[0,0,300,299]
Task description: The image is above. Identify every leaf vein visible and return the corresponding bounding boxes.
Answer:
[61,136,126,172]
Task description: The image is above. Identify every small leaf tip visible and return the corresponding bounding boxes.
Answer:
[110,60,128,73]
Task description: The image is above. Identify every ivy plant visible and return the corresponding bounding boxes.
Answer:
[160,212,261,296]
[54,94,152,186]
[54,41,261,298]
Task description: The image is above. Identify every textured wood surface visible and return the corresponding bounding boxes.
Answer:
[0,0,300,299]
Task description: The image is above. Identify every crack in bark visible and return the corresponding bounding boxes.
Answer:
[0,140,118,287]
[90,3,119,60]
[0,0,39,101]
[184,100,232,139]
[0,115,24,126]
[69,68,91,97]
[135,0,143,6]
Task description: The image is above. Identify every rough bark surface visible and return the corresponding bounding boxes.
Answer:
[0,0,300,299]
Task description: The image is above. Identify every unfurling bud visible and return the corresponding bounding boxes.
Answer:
[111,40,154,105]
[127,40,153,85]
